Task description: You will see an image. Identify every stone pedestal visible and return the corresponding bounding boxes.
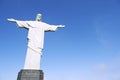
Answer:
[17,69,44,80]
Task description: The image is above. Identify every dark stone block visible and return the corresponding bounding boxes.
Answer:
[17,69,44,80]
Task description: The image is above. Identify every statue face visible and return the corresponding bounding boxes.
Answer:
[36,14,42,21]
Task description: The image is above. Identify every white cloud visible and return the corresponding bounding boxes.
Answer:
[94,63,109,72]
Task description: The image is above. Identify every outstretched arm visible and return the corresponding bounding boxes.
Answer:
[44,22,65,32]
[7,18,18,23]
[56,25,65,28]
[7,18,30,29]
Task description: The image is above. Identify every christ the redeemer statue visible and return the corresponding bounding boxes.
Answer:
[7,14,64,70]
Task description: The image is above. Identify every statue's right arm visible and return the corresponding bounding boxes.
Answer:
[7,18,18,23]
[7,18,30,28]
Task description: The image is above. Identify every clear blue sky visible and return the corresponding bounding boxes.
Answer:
[0,0,120,80]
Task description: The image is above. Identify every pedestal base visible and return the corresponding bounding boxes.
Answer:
[17,69,44,80]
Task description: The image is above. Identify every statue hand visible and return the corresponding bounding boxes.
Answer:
[57,25,65,28]
[7,18,17,22]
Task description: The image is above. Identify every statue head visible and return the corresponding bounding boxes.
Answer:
[36,13,42,21]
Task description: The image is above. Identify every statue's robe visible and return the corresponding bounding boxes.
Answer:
[16,21,58,69]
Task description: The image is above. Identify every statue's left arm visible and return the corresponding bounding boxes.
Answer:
[43,22,65,32]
